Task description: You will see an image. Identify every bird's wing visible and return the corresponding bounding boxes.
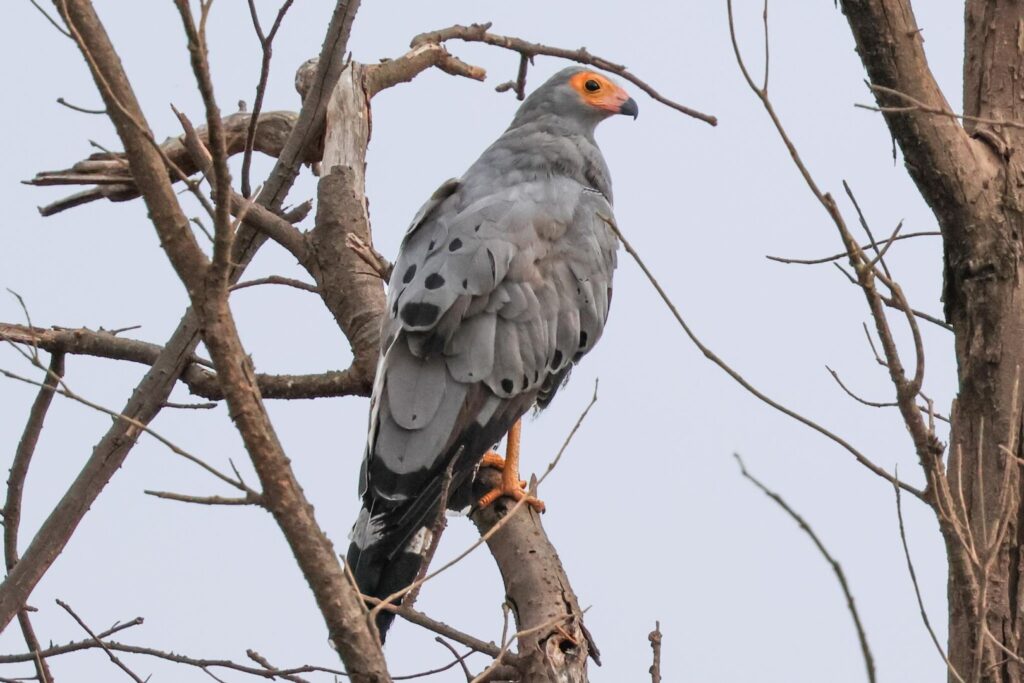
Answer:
[358,174,618,545]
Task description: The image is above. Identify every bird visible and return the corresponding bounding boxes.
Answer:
[347,65,637,639]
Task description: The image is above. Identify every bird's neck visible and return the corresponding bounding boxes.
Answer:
[474,120,613,201]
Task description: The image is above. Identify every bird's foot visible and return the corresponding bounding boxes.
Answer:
[477,481,546,513]
[477,421,545,512]
[477,450,545,512]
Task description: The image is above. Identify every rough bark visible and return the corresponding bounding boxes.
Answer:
[472,469,593,682]
[840,1,1024,680]
[305,63,387,387]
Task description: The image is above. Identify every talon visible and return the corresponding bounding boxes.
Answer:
[477,482,546,512]
[476,420,545,512]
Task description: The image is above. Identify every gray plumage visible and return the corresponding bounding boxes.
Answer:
[347,66,636,639]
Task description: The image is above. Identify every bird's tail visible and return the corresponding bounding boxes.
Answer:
[346,501,434,641]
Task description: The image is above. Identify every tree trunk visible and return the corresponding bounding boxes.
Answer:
[946,4,1024,680]
[839,1,1024,680]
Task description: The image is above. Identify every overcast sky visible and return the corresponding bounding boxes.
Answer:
[0,1,965,681]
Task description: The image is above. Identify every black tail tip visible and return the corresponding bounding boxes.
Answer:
[347,542,425,643]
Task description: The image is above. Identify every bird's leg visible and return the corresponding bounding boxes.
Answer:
[477,419,546,512]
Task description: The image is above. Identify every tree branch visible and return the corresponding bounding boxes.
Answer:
[838,0,991,221]
[29,110,307,216]
[0,321,371,400]
[77,0,389,674]
[0,0,365,643]
[410,22,716,125]
[3,352,63,683]
[734,454,876,683]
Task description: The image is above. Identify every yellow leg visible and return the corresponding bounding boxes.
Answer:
[477,420,545,512]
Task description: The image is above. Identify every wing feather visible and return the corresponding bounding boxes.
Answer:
[360,176,618,551]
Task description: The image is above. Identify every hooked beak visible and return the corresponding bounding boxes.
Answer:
[618,97,639,119]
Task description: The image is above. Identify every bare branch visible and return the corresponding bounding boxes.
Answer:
[0,322,371,400]
[600,212,923,500]
[242,0,296,197]
[171,105,310,264]
[143,490,263,506]
[0,359,254,496]
[766,231,939,266]
[734,454,876,683]
[231,276,319,294]
[346,233,393,281]
[56,96,105,114]
[410,22,716,125]
[56,599,145,683]
[3,352,63,683]
[726,0,944,505]
[364,597,501,659]
[28,0,71,37]
[893,476,965,683]
[0,0,366,641]
[648,622,662,683]
[363,42,486,97]
[857,83,1024,132]
[30,110,307,215]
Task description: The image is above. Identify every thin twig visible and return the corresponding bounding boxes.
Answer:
[242,0,296,197]
[832,264,951,332]
[766,231,939,266]
[599,212,923,500]
[0,357,254,496]
[857,83,1024,131]
[56,599,145,683]
[163,400,218,410]
[4,352,63,683]
[230,275,319,294]
[363,597,501,658]
[433,638,474,683]
[28,0,71,37]
[827,365,898,409]
[405,460,456,610]
[726,0,945,507]
[538,379,598,485]
[893,474,966,683]
[143,490,262,506]
[410,22,716,125]
[56,96,106,114]
[734,453,876,683]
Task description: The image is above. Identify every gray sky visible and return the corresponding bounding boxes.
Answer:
[0,1,964,680]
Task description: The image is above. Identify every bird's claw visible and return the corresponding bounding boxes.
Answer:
[477,482,546,513]
[477,450,545,512]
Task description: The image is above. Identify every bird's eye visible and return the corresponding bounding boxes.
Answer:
[584,79,601,92]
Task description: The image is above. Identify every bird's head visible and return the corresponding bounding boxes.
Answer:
[510,66,639,132]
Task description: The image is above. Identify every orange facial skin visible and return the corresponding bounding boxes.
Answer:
[569,71,635,115]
